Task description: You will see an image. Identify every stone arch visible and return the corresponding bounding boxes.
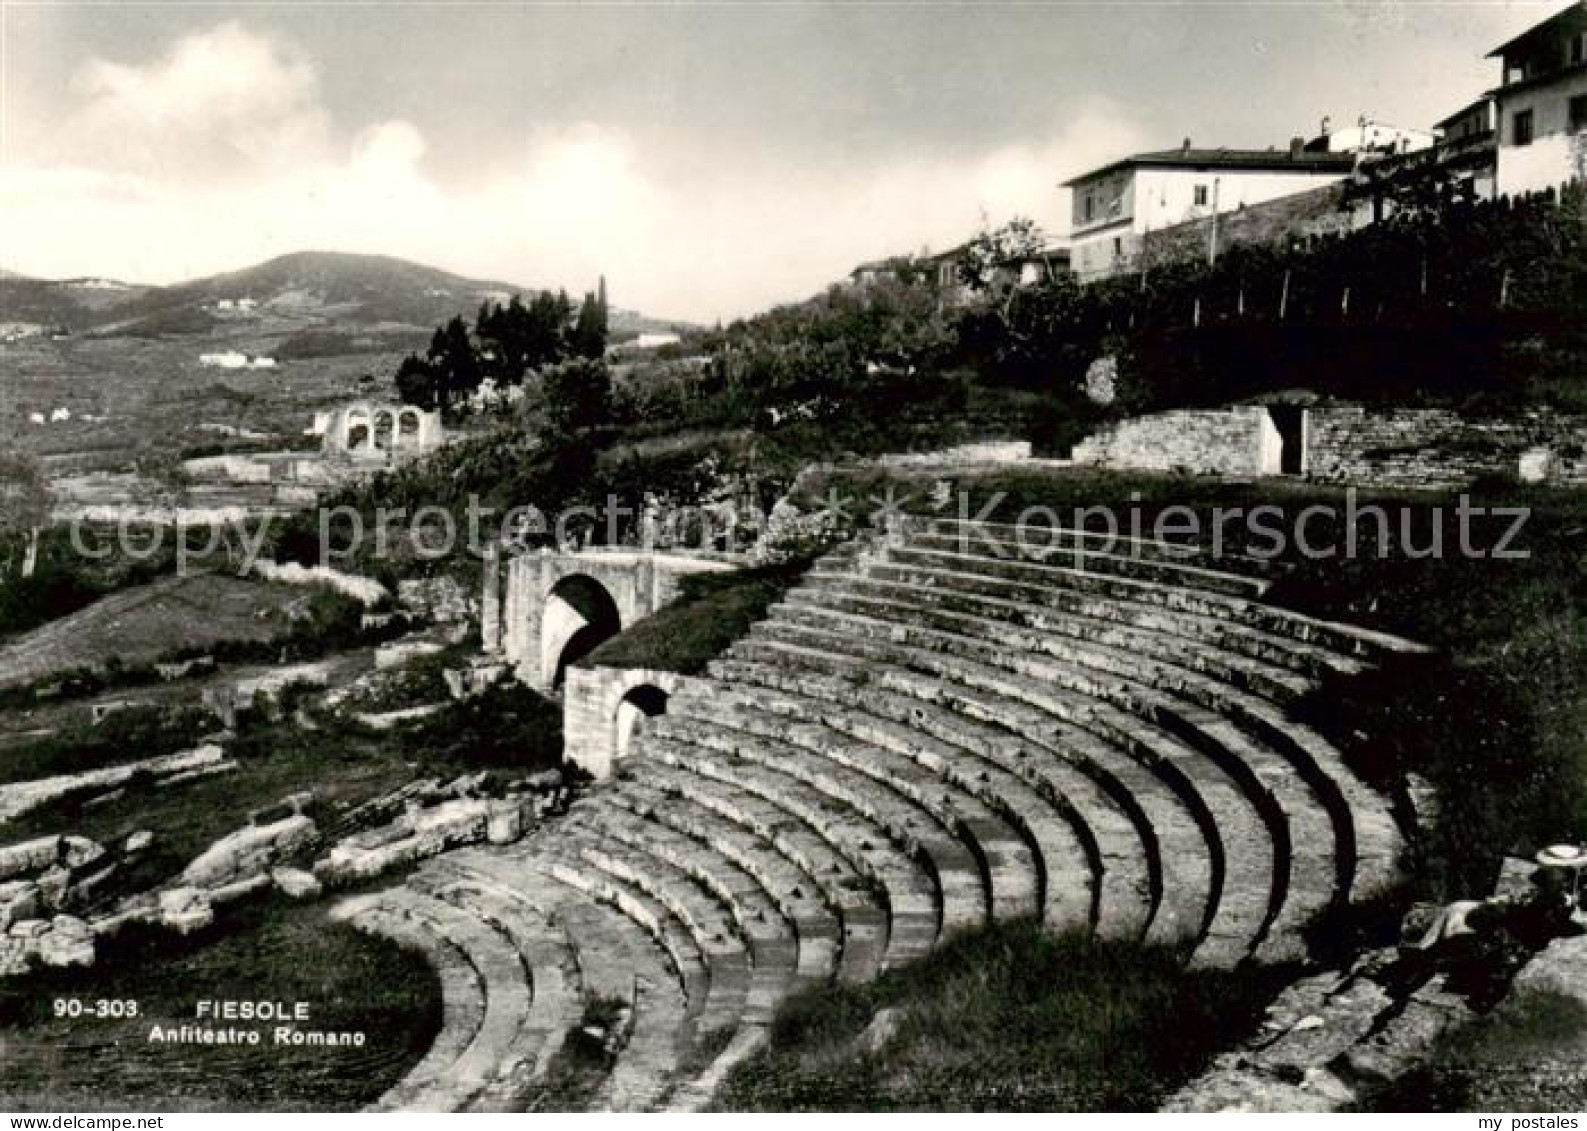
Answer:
[344,405,372,452]
[613,683,668,763]
[373,409,396,452]
[397,407,423,447]
[541,573,622,689]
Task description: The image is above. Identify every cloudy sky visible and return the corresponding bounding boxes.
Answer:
[0,1,1558,321]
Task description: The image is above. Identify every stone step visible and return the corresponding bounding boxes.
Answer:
[771,592,1402,909]
[848,545,1428,662]
[716,633,1277,965]
[331,895,486,1112]
[562,797,801,1023]
[734,621,1325,963]
[688,655,1149,942]
[685,661,1103,937]
[403,862,582,1110]
[619,760,889,983]
[780,579,1313,704]
[550,824,756,1034]
[671,678,1044,926]
[509,846,714,1029]
[637,727,939,968]
[331,888,532,1112]
[553,897,689,1112]
[904,529,1272,598]
[921,518,1288,579]
[442,851,696,1111]
[605,779,843,985]
[660,695,1009,933]
[800,566,1360,682]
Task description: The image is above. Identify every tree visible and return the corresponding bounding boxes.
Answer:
[394,353,439,409]
[540,358,613,439]
[0,453,51,579]
[572,285,609,360]
[959,215,1048,311]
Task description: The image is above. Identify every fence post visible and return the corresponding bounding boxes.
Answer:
[1279,269,1291,320]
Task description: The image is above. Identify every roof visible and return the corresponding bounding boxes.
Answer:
[1486,1,1587,58]
[1433,95,1494,131]
[1061,148,1356,187]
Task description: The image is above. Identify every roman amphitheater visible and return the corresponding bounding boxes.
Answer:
[329,510,1437,1111]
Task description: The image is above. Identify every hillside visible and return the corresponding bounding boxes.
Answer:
[0,251,688,338]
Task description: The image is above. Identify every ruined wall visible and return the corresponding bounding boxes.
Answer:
[562,667,701,780]
[1070,406,1278,476]
[1305,406,1587,490]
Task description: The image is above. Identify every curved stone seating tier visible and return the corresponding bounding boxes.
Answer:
[765,592,1403,907]
[714,632,1281,964]
[730,620,1334,961]
[331,889,532,1112]
[803,564,1363,683]
[621,761,891,982]
[637,729,939,968]
[660,689,1023,931]
[868,541,1426,663]
[403,862,581,1109]
[693,657,1105,938]
[553,896,690,1112]
[537,829,753,1035]
[922,518,1288,580]
[523,847,714,1027]
[903,530,1272,599]
[604,780,843,986]
[783,578,1315,706]
[697,652,1151,941]
[558,799,800,1023]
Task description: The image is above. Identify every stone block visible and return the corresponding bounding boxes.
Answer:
[124,830,155,854]
[0,881,41,930]
[180,815,316,888]
[36,915,94,968]
[272,867,322,899]
[157,887,215,934]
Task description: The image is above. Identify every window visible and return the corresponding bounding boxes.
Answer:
[1193,184,1209,207]
[1112,237,1123,259]
[1571,32,1586,66]
[1513,109,1534,146]
[1083,192,1094,223]
[1572,95,1587,132]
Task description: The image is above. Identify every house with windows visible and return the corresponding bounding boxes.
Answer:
[1061,141,1355,281]
[1488,1,1587,195]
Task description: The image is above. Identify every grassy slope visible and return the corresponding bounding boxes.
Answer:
[580,561,809,676]
[0,896,442,1112]
[715,919,1279,1111]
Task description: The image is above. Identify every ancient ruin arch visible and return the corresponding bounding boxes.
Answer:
[540,573,622,690]
[344,405,372,452]
[613,684,669,763]
[373,409,396,452]
[397,407,423,447]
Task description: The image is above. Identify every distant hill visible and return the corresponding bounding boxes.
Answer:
[0,251,691,339]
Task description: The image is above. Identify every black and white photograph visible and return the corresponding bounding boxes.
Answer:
[0,0,1585,1116]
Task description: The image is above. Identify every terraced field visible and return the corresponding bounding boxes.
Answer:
[0,573,303,690]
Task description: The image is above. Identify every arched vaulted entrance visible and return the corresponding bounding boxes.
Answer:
[540,574,622,690]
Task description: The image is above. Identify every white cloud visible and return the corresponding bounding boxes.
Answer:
[1,23,1148,321]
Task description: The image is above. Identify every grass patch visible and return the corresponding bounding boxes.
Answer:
[1368,987,1587,1111]
[580,560,810,676]
[0,895,442,1111]
[0,704,212,786]
[712,919,1279,1111]
[524,994,629,1111]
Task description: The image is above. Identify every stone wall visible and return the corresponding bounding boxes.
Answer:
[562,667,703,780]
[1305,406,1587,490]
[1068,403,1587,489]
[1070,406,1281,476]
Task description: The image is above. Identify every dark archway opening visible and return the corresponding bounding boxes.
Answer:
[543,574,622,690]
